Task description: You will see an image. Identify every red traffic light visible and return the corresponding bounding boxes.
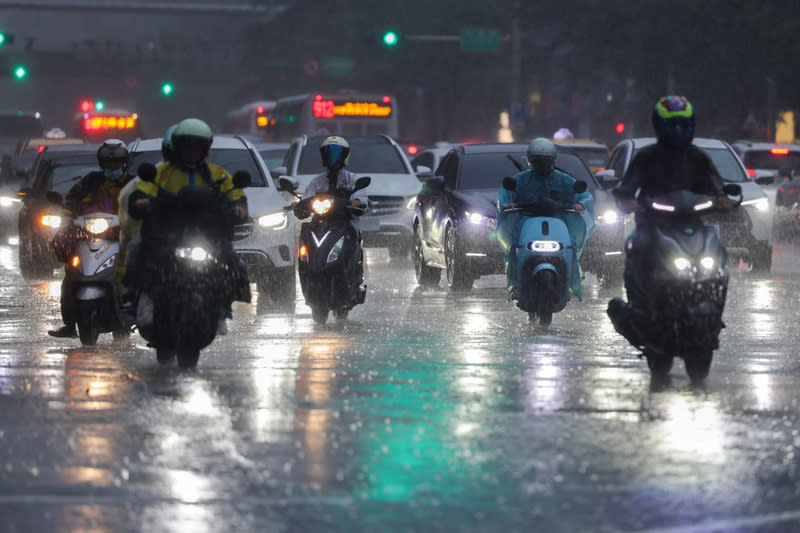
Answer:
[615,122,625,134]
[80,100,93,113]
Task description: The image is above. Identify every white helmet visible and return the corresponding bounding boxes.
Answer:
[320,135,350,170]
[527,137,557,176]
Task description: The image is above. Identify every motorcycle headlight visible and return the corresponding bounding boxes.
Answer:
[312,198,332,215]
[40,215,62,228]
[86,218,110,235]
[466,211,485,224]
[700,256,715,270]
[327,236,345,263]
[742,197,769,212]
[94,254,117,274]
[176,246,213,262]
[0,196,19,208]
[596,209,619,224]
[258,212,288,230]
[673,257,691,271]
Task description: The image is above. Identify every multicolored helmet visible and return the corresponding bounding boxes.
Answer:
[652,96,695,149]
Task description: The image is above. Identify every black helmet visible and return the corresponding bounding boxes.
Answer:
[320,136,350,171]
[97,138,129,171]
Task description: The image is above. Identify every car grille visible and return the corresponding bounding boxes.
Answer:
[233,219,254,241]
[366,196,404,216]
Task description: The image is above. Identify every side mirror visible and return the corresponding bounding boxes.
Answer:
[354,176,372,192]
[723,184,742,196]
[277,176,299,192]
[573,180,588,194]
[502,177,517,191]
[595,169,620,190]
[46,190,63,205]
[415,165,433,179]
[270,166,287,179]
[755,175,775,186]
[232,170,251,189]
[137,163,157,182]
[425,176,445,192]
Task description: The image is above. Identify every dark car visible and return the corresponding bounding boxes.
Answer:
[413,143,607,290]
[18,144,100,278]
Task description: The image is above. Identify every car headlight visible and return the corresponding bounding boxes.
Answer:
[700,256,715,270]
[673,257,691,271]
[40,215,62,228]
[327,236,345,263]
[596,209,619,224]
[86,218,110,234]
[0,196,20,208]
[406,196,417,209]
[258,212,288,230]
[466,211,491,225]
[176,246,213,262]
[94,254,117,274]
[742,197,769,212]
[312,198,332,215]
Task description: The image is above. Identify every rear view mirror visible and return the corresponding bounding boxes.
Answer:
[502,177,517,191]
[270,166,288,179]
[595,169,620,190]
[755,175,774,186]
[137,163,157,182]
[415,165,433,179]
[46,191,63,205]
[232,170,251,189]
[277,176,299,192]
[354,176,371,192]
[573,181,588,194]
[723,184,742,196]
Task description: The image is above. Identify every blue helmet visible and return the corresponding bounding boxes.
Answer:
[652,96,695,149]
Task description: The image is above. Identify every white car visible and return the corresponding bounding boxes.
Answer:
[127,135,297,306]
[409,142,456,178]
[601,137,774,272]
[273,134,421,258]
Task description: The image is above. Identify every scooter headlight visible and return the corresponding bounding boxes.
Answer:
[673,257,691,271]
[94,254,117,274]
[596,209,619,224]
[466,211,485,224]
[86,217,110,235]
[327,236,345,263]
[312,198,332,215]
[529,240,563,252]
[700,256,715,270]
[0,196,20,208]
[176,246,213,262]
[40,214,62,228]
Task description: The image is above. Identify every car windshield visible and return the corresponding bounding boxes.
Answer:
[48,164,99,195]
[742,150,800,171]
[459,151,596,191]
[566,146,609,168]
[128,148,268,187]
[297,138,408,174]
[259,149,288,170]
[701,147,749,182]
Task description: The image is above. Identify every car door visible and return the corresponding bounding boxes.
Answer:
[608,142,631,178]
[429,152,459,259]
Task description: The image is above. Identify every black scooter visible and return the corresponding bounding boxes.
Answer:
[607,185,741,382]
[133,163,250,367]
[279,176,370,324]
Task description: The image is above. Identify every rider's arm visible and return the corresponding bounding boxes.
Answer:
[498,177,519,210]
[614,153,645,212]
[63,173,98,217]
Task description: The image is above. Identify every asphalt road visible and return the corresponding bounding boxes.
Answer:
[2,242,800,532]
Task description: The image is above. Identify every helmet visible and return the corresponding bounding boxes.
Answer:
[161,124,177,162]
[652,96,695,149]
[97,138,129,171]
[320,136,350,170]
[172,118,213,165]
[527,137,557,176]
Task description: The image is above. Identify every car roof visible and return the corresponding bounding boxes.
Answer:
[627,137,730,150]
[132,136,249,152]
[41,143,99,155]
[254,142,291,150]
[456,143,585,156]
[732,140,800,151]
[302,134,394,145]
[553,140,608,149]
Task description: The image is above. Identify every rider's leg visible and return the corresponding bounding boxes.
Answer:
[49,270,77,337]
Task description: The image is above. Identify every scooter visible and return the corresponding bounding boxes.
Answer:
[69,212,131,345]
[132,163,250,367]
[607,186,741,381]
[500,179,592,326]
[279,176,370,325]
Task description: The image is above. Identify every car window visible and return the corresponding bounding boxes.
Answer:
[742,150,800,171]
[458,152,526,189]
[438,153,459,189]
[568,146,609,169]
[297,138,408,174]
[259,149,288,170]
[283,143,297,170]
[411,152,434,171]
[700,147,749,183]
[47,164,99,195]
[610,146,628,176]
[128,148,268,187]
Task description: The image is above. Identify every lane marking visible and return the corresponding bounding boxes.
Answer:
[634,509,800,533]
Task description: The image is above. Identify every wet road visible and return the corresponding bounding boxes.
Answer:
[2,243,800,532]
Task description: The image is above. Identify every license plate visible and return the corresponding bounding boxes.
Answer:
[359,217,381,232]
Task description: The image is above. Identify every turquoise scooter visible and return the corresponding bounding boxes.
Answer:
[499,179,592,326]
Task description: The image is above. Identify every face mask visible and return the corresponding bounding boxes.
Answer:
[531,157,555,177]
[104,168,124,180]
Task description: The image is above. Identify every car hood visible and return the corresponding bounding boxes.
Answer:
[296,172,422,198]
[454,188,498,216]
[734,179,768,202]
[243,186,286,216]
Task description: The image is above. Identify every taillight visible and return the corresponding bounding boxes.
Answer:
[779,188,785,193]
[771,147,789,155]
[790,189,797,194]
[747,169,756,178]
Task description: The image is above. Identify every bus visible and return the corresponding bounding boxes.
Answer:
[73,107,143,144]
[273,92,398,141]
[222,101,276,140]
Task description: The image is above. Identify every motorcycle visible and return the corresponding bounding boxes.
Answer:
[607,186,742,381]
[133,163,250,367]
[499,179,592,326]
[278,176,370,325]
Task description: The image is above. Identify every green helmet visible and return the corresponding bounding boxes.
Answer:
[172,118,213,164]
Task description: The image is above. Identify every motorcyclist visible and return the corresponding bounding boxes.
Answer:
[297,136,368,286]
[48,139,133,338]
[117,124,176,310]
[127,118,249,334]
[497,137,594,301]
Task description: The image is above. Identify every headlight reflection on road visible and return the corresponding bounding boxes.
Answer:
[657,395,726,464]
[749,281,776,340]
[751,373,774,410]
[525,346,567,411]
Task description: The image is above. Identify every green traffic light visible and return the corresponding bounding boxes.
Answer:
[95,101,105,111]
[161,83,173,96]
[13,65,27,80]
[0,33,6,46]
[382,31,398,47]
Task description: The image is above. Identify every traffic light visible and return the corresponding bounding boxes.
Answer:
[94,101,105,111]
[382,30,399,47]
[0,32,14,46]
[13,65,27,80]
[615,122,625,134]
[161,82,174,96]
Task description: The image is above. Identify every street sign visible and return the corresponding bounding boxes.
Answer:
[461,28,501,52]
[302,57,321,78]
[322,56,355,77]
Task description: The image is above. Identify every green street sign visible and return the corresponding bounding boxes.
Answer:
[323,56,355,77]
[461,27,501,52]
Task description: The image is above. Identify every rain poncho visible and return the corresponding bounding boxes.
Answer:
[497,168,594,300]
